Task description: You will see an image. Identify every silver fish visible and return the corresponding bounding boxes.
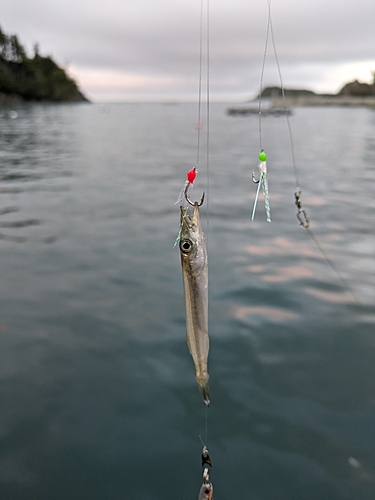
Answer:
[198,481,213,500]
[179,197,210,405]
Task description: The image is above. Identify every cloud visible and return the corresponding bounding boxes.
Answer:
[2,0,375,101]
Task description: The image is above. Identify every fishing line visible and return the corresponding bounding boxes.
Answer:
[204,401,209,445]
[195,0,204,169]
[263,0,360,304]
[257,3,270,151]
[195,0,210,227]
[196,0,212,485]
[205,0,210,237]
[306,227,360,304]
[202,0,211,449]
[264,0,299,187]
[175,7,211,494]
[252,3,272,223]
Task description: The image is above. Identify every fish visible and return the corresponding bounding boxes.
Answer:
[199,447,213,500]
[179,200,210,405]
[198,481,213,500]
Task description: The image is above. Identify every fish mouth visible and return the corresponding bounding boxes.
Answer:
[180,205,194,229]
[180,204,201,226]
[179,205,189,218]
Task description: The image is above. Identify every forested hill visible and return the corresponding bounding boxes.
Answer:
[0,26,89,103]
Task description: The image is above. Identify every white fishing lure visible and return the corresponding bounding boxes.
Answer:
[251,150,271,222]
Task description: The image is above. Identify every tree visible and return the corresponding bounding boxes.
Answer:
[0,25,88,102]
[9,35,26,62]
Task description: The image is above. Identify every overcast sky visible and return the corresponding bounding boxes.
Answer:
[2,0,375,102]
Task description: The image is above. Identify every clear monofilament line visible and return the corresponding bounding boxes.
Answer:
[258,4,271,151]
[266,0,298,186]
[205,0,210,237]
[195,0,204,169]
[204,0,210,437]
[264,0,361,303]
[205,403,208,446]
[198,0,211,438]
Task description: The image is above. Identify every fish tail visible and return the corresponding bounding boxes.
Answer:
[197,375,210,406]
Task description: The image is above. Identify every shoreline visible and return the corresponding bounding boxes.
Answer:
[0,92,89,106]
[270,95,375,108]
[228,95,375,115]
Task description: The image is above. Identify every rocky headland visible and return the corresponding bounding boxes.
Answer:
[0,26,89,104]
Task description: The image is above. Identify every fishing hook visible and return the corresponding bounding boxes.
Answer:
[252,169,260,183]
[184,183,205,207]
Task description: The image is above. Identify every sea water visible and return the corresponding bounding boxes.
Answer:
[0,102,374,499]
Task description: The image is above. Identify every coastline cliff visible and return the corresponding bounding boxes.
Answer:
[0,26,89,104]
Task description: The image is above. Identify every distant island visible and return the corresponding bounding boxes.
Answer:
[0,25,88,104]
[255,73,375,108]
[259,74,375,99]
[228,73,375,115]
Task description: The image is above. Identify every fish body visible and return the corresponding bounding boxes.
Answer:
[179,203,210,405]
[198,482,213,500]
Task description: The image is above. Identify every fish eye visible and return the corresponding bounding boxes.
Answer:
[179,238,193,253]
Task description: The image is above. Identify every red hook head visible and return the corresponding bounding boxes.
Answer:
[187,167,197,184]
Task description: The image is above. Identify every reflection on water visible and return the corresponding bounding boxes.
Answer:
[0,219,40,228]
[0,105,77,243]
[304,287,355,304]
[0,104,374,500]
[234,305,299,322]
[0,206,19,215]
[260,264,315,282]
[246,236,320,258]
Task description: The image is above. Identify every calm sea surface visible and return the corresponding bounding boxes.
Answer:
[0,102,374,500]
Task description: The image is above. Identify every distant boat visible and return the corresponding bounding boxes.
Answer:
[226,106,292,117]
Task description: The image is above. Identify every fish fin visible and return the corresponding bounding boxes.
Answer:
[197,375,210,406]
